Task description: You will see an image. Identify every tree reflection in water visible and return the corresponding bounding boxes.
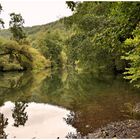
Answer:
[64,112,83,139]
[63,111,75,125]
[0,113,8,139]
[12,102,28,127]
[65,132,82,139]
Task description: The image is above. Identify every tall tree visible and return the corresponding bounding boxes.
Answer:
[9,13,26,42]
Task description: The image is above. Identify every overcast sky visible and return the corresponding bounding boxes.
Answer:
[0,0,72,28]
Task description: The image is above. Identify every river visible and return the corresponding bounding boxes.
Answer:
[0,70,140,138]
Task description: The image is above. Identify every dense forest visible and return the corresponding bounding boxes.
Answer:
[0,2,140,87]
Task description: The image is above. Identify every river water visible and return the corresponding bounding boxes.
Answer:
[0,70,140,138]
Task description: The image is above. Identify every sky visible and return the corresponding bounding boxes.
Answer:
[0,0,73,28]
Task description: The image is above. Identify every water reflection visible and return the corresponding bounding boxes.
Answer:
[0,102,76,138]
[0,70,140,138]
[66,132,82,139]
[63,112,75,126]
[0,70,51,105]
[0,113,8,139]
[12,102,28,127]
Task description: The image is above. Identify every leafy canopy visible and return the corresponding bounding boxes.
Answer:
[9,13,26,42]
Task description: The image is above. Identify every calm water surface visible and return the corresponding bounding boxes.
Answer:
[0,70,140,138]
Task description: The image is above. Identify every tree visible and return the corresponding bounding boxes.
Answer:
[9,13,26,42]
[64,2,140,74]
[122,23,140,87]
[0,4,4,28]
[66,1,77,11]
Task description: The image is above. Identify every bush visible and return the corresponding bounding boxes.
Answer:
[0,38,51,71]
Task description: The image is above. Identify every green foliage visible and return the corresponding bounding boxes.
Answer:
[38,30,62,67]
[1,1,140,88]
[0,38,50,71]
[0,6,50,71]
[65,2,140,75]
[9,13,26,42]
[122,23,140,87]
[31,21,73,68]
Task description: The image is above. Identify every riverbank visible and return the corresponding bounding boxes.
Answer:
[88,120,140,138]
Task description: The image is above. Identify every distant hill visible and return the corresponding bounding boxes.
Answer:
[0,28,12,39]
[0,19,66,40]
